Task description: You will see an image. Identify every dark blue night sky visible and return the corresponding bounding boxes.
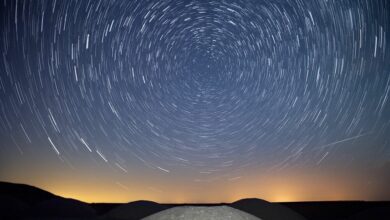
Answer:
[1,0,390,202]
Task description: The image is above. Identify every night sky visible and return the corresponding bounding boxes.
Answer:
[1,0,390,203]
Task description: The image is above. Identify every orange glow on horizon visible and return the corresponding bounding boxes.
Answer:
[1,160,382,203]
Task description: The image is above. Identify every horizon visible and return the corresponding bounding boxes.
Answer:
[2,181,388,204]
[2,178,389,204]
[1,0,390,204]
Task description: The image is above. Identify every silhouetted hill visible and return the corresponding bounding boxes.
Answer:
[90,202,122,215]
[0,195,31,219]
[282,201,390,220]
[0,181,97,219]
[104,200,169,220]
[1,181,390,220]
[348,206,390,220]
[35,197,97,218]
[231,198,306,220]
[0,181,57,206]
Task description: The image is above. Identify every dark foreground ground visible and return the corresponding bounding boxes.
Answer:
[1,181,389,220]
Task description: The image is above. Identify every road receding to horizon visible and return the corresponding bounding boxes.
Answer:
[142,206,261,220]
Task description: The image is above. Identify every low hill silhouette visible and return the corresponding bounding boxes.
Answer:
[230,198,306,220]
[0,181,97,219]
[283,201,390,220]
[348,206,390,220]
[35,197,97,218]
[104,200,168,220]
[1,181,390,219]
[0,181,56,206]
[0,195,31,219]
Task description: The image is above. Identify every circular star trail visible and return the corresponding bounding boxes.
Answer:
[1,0,390,196]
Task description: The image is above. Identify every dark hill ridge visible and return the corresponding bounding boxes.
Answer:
[104,200,169,220]
[1,181,390,220]
[230,198,306,220]
[90,202,122,215]
[0,181,97,219]
[35,197,97,218]
[0,195,31,219]
[282,201,390,220]
[348,207,390,220]
[0,181,57,206]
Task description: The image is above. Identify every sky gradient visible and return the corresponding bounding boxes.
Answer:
[1,0,390,203]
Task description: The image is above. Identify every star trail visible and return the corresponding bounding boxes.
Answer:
[1,0,390,203]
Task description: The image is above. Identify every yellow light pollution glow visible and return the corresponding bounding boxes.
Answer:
[2,159,386,203]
